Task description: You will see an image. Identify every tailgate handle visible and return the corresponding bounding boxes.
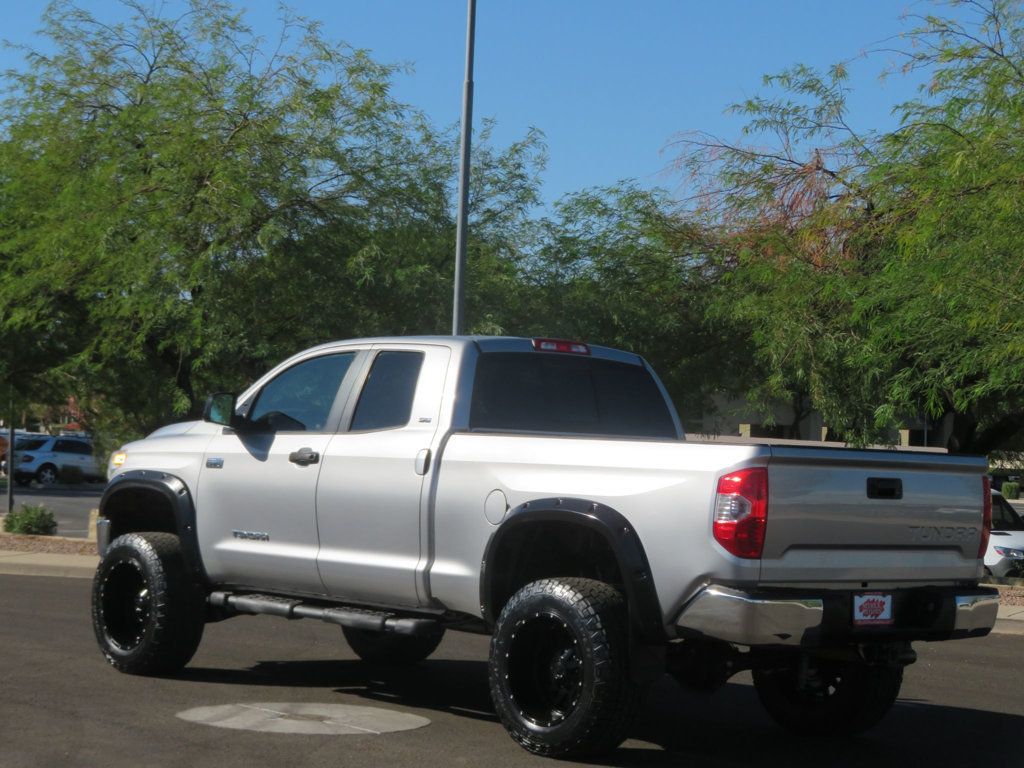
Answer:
[867,477,902,500]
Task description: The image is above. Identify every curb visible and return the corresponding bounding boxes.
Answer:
[991,619,1024,636]
[983,576,1024,588]
[0,550,97,579]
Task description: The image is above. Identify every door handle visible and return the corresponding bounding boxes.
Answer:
[289,448,320,466]
[415,448,431,476]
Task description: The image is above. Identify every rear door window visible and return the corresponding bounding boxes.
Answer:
[54,440,91,455]
[16,438,49,451]
[470,352,677,438]
[350,351,425,431]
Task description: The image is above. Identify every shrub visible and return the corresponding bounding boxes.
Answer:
[58,464,85,484]
[1001,481,1020,500]
[3,503,58,536]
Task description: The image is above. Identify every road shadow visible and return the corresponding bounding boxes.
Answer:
[606,678,1024,768]
[178,659,1024,767]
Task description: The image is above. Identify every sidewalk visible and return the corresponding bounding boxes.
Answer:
[0,547,1021,635]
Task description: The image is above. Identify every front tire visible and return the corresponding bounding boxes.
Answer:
[753,656,903,736]
[342,626,445,665]
[91,532,206,675]
[488,577,642,759]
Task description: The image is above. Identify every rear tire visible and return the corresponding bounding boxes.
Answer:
[91,532,206,675]
[753,657,903,736]
[488,577,642,758]
[342,626,445,665]
[35,464,58,486]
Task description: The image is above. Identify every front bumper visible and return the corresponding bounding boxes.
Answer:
[675,584,999,647]
[989,556,1024,579]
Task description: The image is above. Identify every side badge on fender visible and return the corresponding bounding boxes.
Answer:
[206,458,224,469]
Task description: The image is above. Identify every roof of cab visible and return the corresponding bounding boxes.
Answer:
[301,336,645,365]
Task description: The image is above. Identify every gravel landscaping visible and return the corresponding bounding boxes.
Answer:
[999,587,1024,607]
[0,532,97,556]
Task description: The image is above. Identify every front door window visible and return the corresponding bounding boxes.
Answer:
[248,353,356,433]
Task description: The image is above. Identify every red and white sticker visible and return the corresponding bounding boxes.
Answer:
[853,593,894,625]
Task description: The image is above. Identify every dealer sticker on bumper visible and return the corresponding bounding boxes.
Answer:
[853,593,894,626]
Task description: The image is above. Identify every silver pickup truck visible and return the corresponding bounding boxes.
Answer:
[93,336,998,758]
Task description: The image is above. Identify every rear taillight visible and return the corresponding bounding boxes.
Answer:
[713,467,768,559]
[979,477,992,558]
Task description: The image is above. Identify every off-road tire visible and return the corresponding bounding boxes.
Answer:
[91,532,206,675]
[488,577,642,758]
[342,625,445,665]
[753,658,903,736]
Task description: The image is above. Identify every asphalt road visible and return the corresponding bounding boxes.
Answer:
[2,574,1022,768]
[4,484,103,537]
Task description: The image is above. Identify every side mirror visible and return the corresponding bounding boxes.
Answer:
[202,393,237,428]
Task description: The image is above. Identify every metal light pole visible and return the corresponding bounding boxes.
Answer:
[451,0,476,336]
[6,389,13,515]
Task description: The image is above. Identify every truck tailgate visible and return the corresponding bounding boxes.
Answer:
[761,447,987,584]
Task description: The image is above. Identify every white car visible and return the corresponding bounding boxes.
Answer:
[11,435,104,486]
[986,490,1024,578]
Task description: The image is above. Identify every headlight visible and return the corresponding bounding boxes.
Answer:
[111,451,127,468]
[993,546,1024,559]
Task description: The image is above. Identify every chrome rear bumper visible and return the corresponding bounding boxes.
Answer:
[675,584,999,647]
[953,592,1000,633]
[675,586,823,646]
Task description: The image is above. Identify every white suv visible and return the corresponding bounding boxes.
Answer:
[11,435,104,486]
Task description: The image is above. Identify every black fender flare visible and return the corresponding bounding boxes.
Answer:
[480,497,666,643]
[100,470,208,584]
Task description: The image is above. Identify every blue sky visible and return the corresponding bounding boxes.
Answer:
[0,1,965,207]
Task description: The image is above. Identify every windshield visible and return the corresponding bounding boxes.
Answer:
[993,495,1024,531]
[14,438,48,451]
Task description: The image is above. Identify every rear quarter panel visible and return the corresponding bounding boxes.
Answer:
[429,433,767,623]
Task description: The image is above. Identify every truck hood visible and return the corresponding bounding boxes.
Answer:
[145,420,208,439]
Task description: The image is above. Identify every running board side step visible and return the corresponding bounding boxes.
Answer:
[208,592,440,636]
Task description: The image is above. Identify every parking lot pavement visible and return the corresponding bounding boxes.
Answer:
[3,483,103,537]
[2,574,1023,768]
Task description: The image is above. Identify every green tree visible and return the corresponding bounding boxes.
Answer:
[522,183,738,425]
[671,0,1024,453]
[0,1,544,445]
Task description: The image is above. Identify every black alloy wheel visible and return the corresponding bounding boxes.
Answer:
[99,558,152,652]
[753,656,904,736]
[505,612,583,727]
[342,625,445,665]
